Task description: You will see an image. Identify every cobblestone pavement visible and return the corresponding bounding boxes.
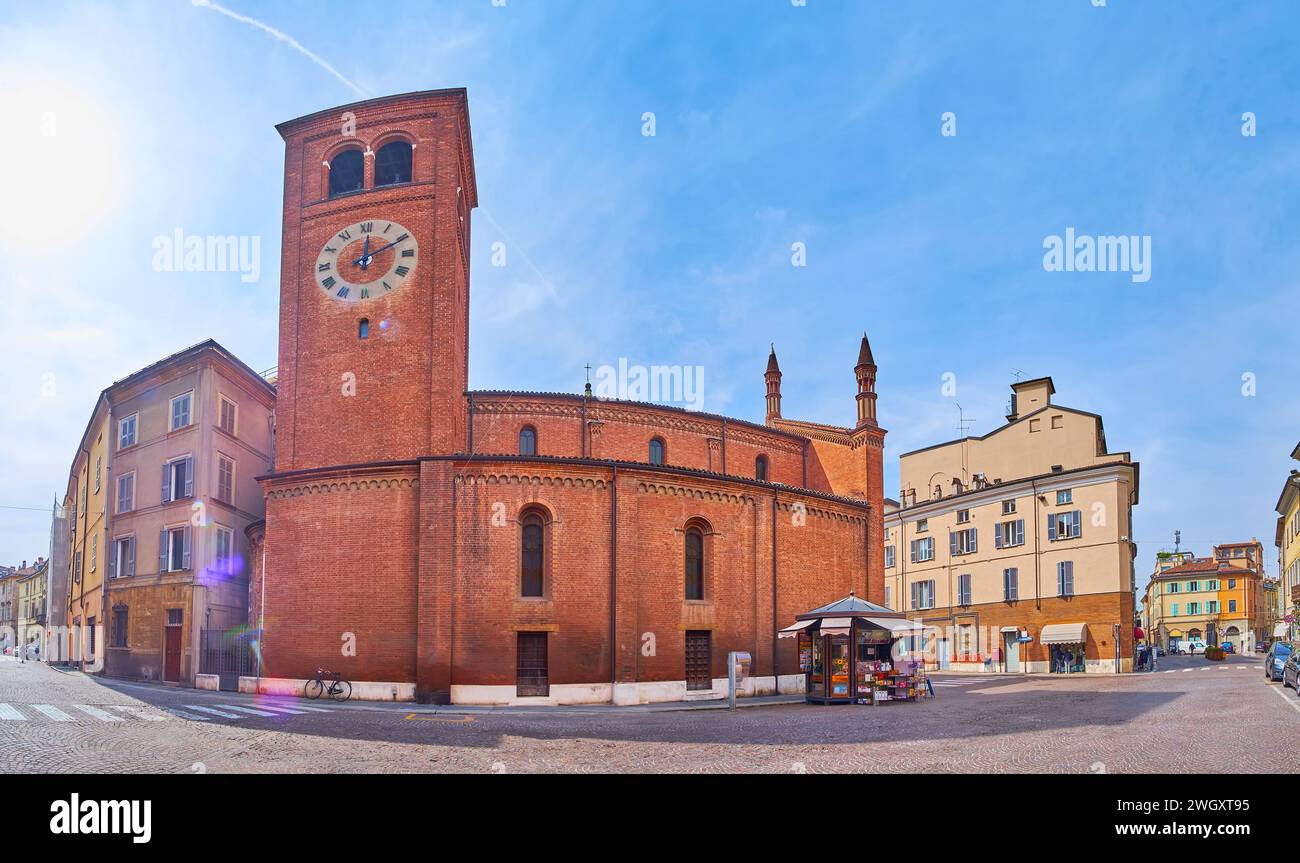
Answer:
[2,653,1296,773]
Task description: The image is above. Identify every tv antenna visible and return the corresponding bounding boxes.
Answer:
[955,402,976,437]
[1009,368,1026,383]
[955,403,976,483]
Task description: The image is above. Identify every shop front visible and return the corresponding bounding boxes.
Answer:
[778,593,928,705]
[1041,622,1088,673]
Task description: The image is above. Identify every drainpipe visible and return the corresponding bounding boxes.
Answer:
[609,465,618,693]
[1031,479,1042,612]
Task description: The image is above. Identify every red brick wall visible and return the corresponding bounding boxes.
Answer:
[258,464,420,682]
[469,395,806,485]
[274,91,473,473]
[260,457,870,696]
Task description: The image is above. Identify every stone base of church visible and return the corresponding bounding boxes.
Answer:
[238,676,417,702]
[234,673,809,706]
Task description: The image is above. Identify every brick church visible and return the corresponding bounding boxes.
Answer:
[249,89,888,705]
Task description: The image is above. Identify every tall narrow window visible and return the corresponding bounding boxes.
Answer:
[170,392,192,431]
[519,426,537,456]
[520,512,544,597]
[218,396,237,435]
[217,455,235,504]
[116,473,134,514]
[374,140,413,187]
[685,526,704,600]
[215,526,234,575]
[1003,567,1019,601]
[118,414,137,449]
[328,148,364,197]
[649,437,666,465]
[111,605,128,648]
[358,318,369,340]
[1057,560,1075,597]
[755,455,768,481]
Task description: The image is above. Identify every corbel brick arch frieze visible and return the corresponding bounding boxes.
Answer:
[635,480,755,508]
[266,475,419,500]
[455,472,609,492]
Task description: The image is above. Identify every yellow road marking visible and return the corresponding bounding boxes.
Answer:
[405,713,475,723]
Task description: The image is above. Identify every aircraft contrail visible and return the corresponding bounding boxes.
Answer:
[191,0,369,98]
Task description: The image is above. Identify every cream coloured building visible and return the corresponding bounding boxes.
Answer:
[884,377,1139,673]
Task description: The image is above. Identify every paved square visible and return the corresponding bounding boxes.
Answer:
[2,654,1295,773]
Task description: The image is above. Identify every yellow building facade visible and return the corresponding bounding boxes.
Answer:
[884,377,1139,674]
[64,397,111,670]
[1145,543,1264,654]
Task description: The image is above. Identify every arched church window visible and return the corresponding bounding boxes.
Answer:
[519,426,537,456]
[328,148,364,198]
[685,525,705,600]
[521,511,545,597]
[649,437,666,466]
[374,141,413,187]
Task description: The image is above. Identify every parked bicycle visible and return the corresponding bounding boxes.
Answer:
[304,667,352,702]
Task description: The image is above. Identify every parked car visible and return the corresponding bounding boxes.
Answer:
[1257,642,1269,653]
[1284,651,1300,692]
[1156,646,1166,657]
[1186,638,1208,656]
[1266,642,1293,681]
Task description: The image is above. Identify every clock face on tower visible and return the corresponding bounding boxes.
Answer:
[315,219,419,303]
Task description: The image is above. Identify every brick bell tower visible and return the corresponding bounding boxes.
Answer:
[272,89,477,472]
[764,344,782,423]
[851,331,887,605]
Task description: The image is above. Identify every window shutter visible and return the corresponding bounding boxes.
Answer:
[161,462,171,503]
[158,530,168,573]
[910,542,917,564]
[970,527,977,553]
[1047,513,1057,540]
[108,545,116,579]
[1016,519,1025,545]
[995,524,1003,549]
[184,457,195,497]
[128,537,136,577]
[182,526,192,570]
[1073,510,1082,537]
[949,532,957,556]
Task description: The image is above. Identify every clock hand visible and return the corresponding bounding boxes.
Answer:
[352,236,406,266]
[360,234,371,270]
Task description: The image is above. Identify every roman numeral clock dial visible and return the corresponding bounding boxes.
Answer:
[315,219,419,303]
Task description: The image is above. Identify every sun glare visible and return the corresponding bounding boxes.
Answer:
[0,79,121,254]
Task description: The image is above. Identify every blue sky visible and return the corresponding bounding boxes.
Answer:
[1,1,1297,593]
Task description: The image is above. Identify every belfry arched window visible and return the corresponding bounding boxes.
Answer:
[520,511,546,598]
[755,455,769,481]
[328,148,364,198]
[685,524,705,601]
[519,426,537,456]
[649,437,666,466]
[374,141,413,187]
